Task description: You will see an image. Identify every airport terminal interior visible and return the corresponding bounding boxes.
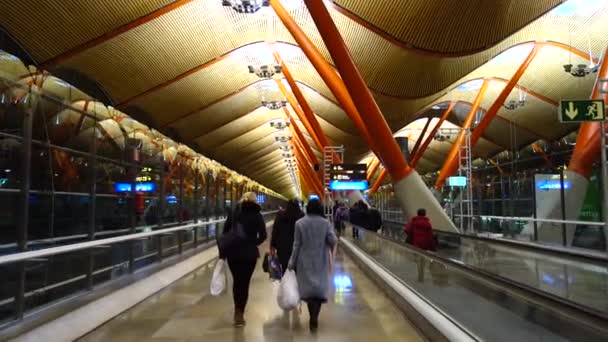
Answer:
[0,0,608,341]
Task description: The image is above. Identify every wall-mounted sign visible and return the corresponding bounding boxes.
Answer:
[114,182,156,193]
[559,99,605,123]
[329,180,369,191]
[536,179,570,190]
[330,164,367,181]
[448,176,467,187]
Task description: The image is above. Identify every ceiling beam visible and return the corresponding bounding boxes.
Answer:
[41,0,196,68]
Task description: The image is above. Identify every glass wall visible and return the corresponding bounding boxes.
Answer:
[0,77,283,325]
[374,152,606,252]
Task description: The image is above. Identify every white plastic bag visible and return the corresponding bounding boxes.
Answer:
[210,259,227,296]
[277,270,299,310]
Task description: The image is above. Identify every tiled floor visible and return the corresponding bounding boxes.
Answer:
[79,247,424,342]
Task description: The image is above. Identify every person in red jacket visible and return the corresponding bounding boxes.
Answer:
[405,208,436,251]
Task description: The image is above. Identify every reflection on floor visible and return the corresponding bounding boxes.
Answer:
[79,248,423,341]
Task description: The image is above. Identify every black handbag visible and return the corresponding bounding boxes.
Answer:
[218,209,246,254]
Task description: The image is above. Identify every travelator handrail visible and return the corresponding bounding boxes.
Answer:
[378,209,606,227]
[455,214,606,227]
[382,217,608,262]
[0,211,278,266]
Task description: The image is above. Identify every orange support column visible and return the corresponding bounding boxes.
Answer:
[295,150,324,195]
[302,0,411,182]
[569,46,608,177]
[270,0,376,153]
[367,159,380,183]
[411,101,456,167]
[410,118,433,159]
[274,52,330,149]
[470,44,541,145]
[283,107,319,165]
[434,80,489,189]
[370,168,388,193]
[276,79,325,151]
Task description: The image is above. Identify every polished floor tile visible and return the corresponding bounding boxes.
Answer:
[78,247,424,342]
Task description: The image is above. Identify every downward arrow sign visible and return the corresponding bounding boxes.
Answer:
[565,102,578,120]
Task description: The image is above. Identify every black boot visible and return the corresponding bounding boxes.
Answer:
[234,308,245,327]
[307,300,321,332]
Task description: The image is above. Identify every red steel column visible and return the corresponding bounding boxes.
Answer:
[302,0,411,182]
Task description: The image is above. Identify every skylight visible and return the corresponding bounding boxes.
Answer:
[456,79,485,92]
[552,0,607,16]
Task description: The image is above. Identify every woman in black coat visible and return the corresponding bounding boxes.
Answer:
[220,192,267,327]
[270,199,304,272]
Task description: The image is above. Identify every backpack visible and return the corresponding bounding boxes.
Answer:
[368,208,382,231]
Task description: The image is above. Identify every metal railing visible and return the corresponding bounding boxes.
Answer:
[378,209,606,252]
[0,211,277,326]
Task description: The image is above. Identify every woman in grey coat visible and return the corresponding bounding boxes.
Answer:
[288,199,337,331]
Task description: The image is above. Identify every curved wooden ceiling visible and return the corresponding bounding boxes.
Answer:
[1,0,607,195]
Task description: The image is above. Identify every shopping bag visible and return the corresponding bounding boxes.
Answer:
[269,256,283,281]
[210,259,227,296]
[277,270,299,310]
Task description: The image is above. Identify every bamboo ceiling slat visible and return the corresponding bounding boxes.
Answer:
[0,0,173,61]
[194,107,280,148]
[172,86,262,137]
[333,0,562,53]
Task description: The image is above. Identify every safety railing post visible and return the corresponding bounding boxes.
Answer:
[177,168,184,255]
[86,122,98,290]
[15,94,34,320]
[532,177,538,241]
[560,168,567,246]
[157,161,165,262]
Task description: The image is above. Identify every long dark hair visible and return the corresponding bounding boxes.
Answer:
[306,199,325,217]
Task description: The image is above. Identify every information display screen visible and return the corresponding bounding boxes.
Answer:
[448,176,467,187]
[114,182,156,192]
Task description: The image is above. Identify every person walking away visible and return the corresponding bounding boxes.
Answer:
[334,203,349,236]
[270,199,304,273]
[219,192,267,327]
[405,208,436,251]
[288,199,337,332]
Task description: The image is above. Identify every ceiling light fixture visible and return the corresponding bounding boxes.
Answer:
[248,64,282,78]
[262,100,287,110]
[274,136,292,143]
[503,89,527,110]
[270,120,290,130]
[563,63,598,77]
[222,0,269,13]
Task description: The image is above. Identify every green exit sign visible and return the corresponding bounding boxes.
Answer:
[559,99,605,123]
